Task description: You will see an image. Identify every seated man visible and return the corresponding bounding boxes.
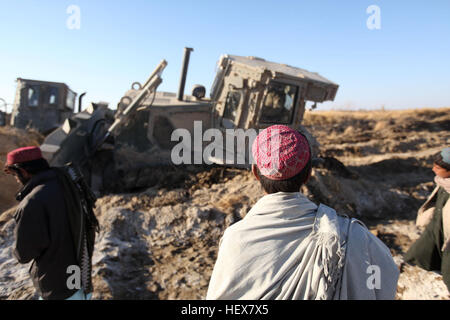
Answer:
[206,125,399,300]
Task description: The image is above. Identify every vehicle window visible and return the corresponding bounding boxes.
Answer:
[48,87,58,105]
[260,82,298,124]
[66,89,76,110]
[27,86,40,107]
[223,91,241,122]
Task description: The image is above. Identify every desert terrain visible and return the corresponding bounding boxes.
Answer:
[0,107,449,300]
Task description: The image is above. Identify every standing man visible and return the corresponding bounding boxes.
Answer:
[4,146,94,300]
[207,125,399,300]
[404,147,450,292]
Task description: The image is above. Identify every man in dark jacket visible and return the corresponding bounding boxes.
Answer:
[4,146,91,300]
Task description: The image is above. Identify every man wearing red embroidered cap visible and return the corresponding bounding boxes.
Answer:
[207,125,399,300]
[4,146,91,300]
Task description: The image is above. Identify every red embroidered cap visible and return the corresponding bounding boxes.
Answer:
[252,125,310,180]
[6,146,43,166]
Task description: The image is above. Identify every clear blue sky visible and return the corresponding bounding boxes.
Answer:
[0,0,449,112]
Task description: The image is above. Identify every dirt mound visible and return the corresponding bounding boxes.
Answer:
[105,164,247,194]
[0,127,44,213]
[82,171,261,300]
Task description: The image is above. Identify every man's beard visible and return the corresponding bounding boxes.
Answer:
[16,171,30,185]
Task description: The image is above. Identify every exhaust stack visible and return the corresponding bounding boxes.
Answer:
[177,47,193,101]
[78,92,86,113]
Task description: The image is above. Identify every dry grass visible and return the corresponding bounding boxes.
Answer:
[303,107,450,126]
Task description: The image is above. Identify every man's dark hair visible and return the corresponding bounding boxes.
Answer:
[256,159,312,194]
[16,158,50,174]
[434,152,450,171]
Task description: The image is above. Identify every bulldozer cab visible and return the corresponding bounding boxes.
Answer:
[208,55,338,164]
[210,55,338,131]
[11,78,77,134]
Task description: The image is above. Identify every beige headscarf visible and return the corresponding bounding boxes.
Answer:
[435,176,450,194]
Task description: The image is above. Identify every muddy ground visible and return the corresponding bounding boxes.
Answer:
[0,107,449,300]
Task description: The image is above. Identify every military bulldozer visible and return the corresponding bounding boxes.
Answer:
[40,47,339,193]
[10,78,79,134]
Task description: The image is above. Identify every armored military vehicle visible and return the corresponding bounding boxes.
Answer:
[0,98,7,126]
[10,78,78,134]
[41,48,338,192]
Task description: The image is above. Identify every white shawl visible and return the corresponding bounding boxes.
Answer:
[206,192,399,300]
